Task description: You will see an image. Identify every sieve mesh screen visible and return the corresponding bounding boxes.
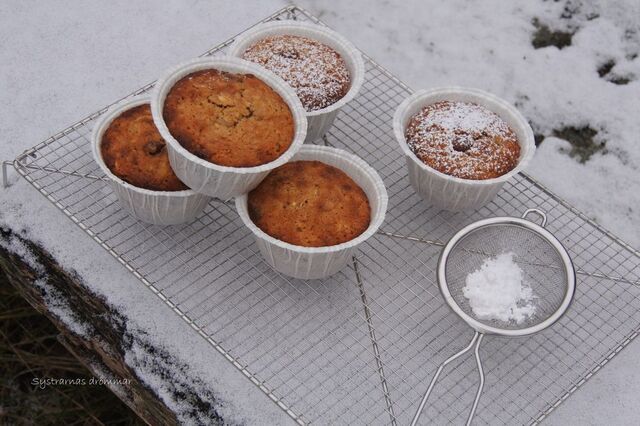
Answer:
[444,223,569,331]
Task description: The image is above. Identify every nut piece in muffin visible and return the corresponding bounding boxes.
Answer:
[101,104,187,191]
[163,69,294,168]
[248,161,370,247]
[242,35,350,111]
[405,101,521,180]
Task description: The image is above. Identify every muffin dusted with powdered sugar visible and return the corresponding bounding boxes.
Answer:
[241,34,350,111]
[405,101,521,180]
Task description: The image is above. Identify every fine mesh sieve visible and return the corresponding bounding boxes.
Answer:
[411,209,576,426]
[445,222,569,332]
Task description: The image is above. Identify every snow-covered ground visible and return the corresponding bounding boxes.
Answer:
[1,0,638,424]
[300,0,640,248]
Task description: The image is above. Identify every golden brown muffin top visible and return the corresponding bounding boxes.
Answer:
[405,101,521,180]
[163,69,294,168]
[248,161,371,247]
[101,104,187,191]
[242,35,350,111]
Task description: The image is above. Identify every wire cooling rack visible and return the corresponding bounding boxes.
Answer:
[8,5,640,425]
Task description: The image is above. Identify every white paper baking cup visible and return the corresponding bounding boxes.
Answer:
[229,21,365,143]
[393,87,536,211]
[236,145,388,280]
[151,57,307,200]
[91,96,211,225]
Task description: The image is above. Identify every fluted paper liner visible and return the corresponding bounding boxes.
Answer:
[92,97,211,225]
[393,87,536,211]
[151,57,308,200]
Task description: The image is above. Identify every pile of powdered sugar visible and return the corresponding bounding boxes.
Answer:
[462,252,536,324]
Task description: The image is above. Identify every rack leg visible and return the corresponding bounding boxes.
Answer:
[2,161,10,189]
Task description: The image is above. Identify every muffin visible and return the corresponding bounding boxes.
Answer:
[93,97,211,225]
[405,101,521,180]
[247,160,371,247]
[101,104,187,191]
[162,69,294,168]
[241,34,351,111]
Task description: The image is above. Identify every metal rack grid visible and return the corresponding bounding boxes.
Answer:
[9,5,640,425]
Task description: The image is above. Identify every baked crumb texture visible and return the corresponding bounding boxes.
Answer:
[242,35,350,112]
[163,69,294,168]
[405,101,521,180]
[101,104,188,191]
[248,161,371,247]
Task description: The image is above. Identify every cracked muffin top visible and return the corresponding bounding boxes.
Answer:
[247,160,371,247]
[242,35,350,111]
[162,69,295,168]
[101,104,188,191]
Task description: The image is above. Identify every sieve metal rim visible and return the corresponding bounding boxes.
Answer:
[437,215,576,337]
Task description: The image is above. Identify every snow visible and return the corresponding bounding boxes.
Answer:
[0,233,45,275]
[0,236,90,336]
[33,278,93,337]
[462,252,536,324]
[0,1,294,424]
[1,0,639,424]
[298,0,640,246]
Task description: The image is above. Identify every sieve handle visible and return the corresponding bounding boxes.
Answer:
[411,332,485,426]
[522,208,547,227]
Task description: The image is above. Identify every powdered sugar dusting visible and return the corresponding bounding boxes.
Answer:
[463,252,537,324]
[405,101,521,179]
[242,34,350,111]
[421,101,511,134]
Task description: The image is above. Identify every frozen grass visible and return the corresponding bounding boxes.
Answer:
[0,271,142,425]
